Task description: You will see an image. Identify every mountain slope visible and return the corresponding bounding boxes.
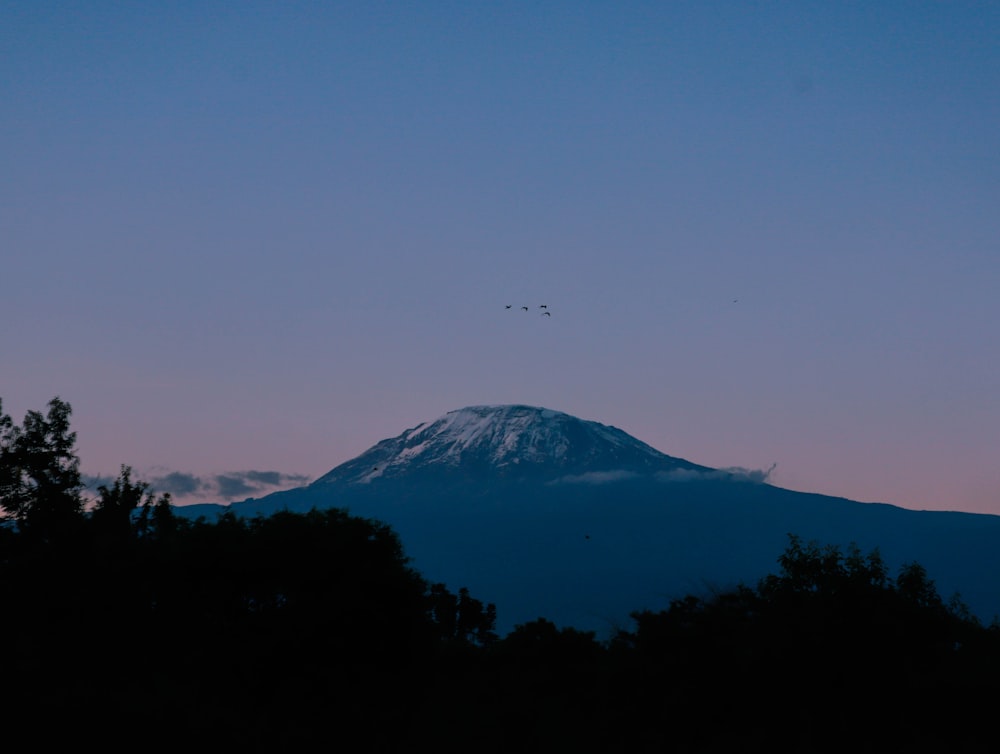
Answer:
[311,404,711,485]
[176,405,1000,636]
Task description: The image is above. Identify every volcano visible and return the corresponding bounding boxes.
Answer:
[177,405,1000,636]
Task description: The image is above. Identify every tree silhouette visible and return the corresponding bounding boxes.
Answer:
[0,396,84,542]
[90,464,171,544]
[605,534,999,752]
[7,397,1000,750]
[428,582,498,647]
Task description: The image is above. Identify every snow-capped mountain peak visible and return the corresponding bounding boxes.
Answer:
[312,404,704,486]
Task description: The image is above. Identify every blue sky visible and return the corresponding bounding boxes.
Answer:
[3,1,999,512]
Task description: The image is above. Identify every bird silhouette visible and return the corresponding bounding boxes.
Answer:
[539,305,547,309]
[542,311,551,316]
[521,306,529,311]
[505,304,512,309]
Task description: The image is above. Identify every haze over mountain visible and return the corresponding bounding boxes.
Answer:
[177,405,1000,635]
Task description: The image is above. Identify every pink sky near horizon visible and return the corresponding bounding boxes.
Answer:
[3,2,999,514]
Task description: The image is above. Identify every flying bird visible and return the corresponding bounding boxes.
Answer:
[521,306,529,311]
[505,304,512,309]
[542,311,551,317]
[539,305,547,309]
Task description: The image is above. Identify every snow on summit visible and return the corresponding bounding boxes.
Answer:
[399,405,577,465]
[313,404,704,486]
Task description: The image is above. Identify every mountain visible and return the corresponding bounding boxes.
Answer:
[176,405,1000,636]
[311,404,712,484]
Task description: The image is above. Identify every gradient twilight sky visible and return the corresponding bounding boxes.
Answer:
[3,2,999,513]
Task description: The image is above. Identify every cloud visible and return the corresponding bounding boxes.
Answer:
[150,471,204,497]
[242,470,286,485]
[80,469,205,506]
[133,469,312,504]
[724,464,777,484]
[81,473,116,492]
[549,464,777,487]
[550,470,640,485]
[215,474,256,500]
[657,463,776,484]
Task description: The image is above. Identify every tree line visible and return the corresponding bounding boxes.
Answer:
[3,397,1000,751]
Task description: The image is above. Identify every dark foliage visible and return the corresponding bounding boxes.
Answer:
[3,397,1000,751]
[0,396,84,542]
[597,535,1000,753]
[0,398,497,748]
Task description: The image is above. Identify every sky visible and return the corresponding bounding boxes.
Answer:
[3,1,999,514]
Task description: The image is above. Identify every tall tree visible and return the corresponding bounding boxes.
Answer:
[428,582,498,647]
[91,464,171,543]
[0,396,84,541]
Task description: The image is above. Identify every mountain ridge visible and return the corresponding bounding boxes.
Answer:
[311,404,711,487]
[172,404,1000,635]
